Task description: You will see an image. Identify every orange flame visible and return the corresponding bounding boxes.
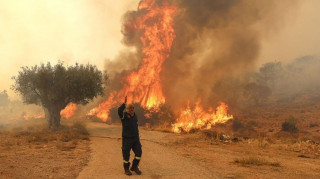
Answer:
[172,102,233,133]
[88,0,176,121]
[60,103,77,119]
[89,0,234,130]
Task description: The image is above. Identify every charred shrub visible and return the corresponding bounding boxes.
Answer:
[232,118,260,139]
[232,118,244,131]
[145,104,175,127]
[281,116,298,133]
[203,130,218,139]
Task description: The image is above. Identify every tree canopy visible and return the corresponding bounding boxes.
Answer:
[12,62,104,128]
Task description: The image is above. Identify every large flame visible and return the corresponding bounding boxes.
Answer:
[88,0,234,132]
[172,102,233,133]
[60,103,77,119]
[88,0,177,121]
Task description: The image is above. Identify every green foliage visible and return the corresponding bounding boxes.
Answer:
[12,62,104,108]
[281,116,298,133]
[12,62,105,128]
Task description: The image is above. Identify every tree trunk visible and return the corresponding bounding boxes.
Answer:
[43,107,51,127]
[48,107,61,129]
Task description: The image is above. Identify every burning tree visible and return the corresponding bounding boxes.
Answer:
[12,62,104,129]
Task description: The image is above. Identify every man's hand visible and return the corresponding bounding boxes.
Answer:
[124,96,127,104]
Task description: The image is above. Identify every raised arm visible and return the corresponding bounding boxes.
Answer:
[118,103,126,119]
[118,96,127,119]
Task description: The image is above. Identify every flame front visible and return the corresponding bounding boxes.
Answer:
[89,0,176,121]
[172,102,233,133]
[88,0,234,131]
[61,103,77,119]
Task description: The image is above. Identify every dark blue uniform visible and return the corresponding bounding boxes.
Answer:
[118,103,142,172]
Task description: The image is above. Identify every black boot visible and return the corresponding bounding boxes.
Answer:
[130,159,142,175]
[124,162,132,176]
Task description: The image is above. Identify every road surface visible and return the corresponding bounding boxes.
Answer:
[77,122,216,179]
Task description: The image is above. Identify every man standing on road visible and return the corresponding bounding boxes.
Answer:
[118,96,142,176]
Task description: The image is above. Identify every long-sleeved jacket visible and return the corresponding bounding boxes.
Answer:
[118,103,139,137]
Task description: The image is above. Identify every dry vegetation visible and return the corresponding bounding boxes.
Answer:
[234,157,281,167]
[163,90,320,178]
[0,119,90,179]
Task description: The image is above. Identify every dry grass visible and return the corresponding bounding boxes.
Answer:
[0,120,90,178]
[5,121,90,150]
[234,157,281,167]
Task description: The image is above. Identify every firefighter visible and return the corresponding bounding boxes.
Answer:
[118,96,142,176]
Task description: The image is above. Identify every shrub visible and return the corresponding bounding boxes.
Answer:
[281,116,298,133]
[234,157,280,167]
[202,130,218,139]
[232,118,244,131]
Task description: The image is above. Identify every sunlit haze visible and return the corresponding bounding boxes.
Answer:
[1,0,319,99]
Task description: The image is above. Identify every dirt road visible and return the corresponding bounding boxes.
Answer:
[77,122,215,179]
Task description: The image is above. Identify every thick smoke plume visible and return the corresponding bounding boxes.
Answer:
[104,0,299,111]
[161,0,299,109]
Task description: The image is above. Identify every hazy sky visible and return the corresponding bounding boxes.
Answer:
[0,0,319,99]
[258,0,320,66]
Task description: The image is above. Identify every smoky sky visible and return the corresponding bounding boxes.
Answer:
[102,0,305,110]
[160,0,299,109]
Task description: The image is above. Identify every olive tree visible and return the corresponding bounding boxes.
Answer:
[12,62,104,129]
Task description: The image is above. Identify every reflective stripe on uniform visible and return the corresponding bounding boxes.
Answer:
[123,160,129,163]
[135,156,141,160]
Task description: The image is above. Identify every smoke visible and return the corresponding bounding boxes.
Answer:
[0,0,139,99]
[259,56,320,96]
[161,0,299,109]
[103,0,300,111]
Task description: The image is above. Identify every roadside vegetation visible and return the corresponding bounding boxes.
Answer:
[234,157,281,167]
[0,119,90,178]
